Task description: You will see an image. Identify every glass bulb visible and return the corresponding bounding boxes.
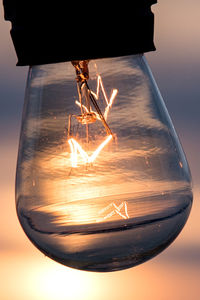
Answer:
[16,54,192,272]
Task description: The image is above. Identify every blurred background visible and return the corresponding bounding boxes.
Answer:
[0,0,200,299]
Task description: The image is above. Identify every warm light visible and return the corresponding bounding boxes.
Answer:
[67,64,117,168]
[90,75,118,120]
[66,62,126,221]
[68,135,112,168]
[16,55,192,272]
[39,263,94,300]
[75,75,118,121]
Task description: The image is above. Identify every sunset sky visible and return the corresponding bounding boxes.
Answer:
[1,1,200,299]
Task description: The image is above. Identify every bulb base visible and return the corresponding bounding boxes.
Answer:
[4,0,157,66]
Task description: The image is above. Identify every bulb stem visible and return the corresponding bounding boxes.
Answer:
[71,60,113,137]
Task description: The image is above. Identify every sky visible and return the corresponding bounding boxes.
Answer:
[0,1,200,299]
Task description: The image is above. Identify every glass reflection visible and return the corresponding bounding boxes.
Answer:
[16,55,192,271]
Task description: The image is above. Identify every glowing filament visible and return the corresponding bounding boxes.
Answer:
[75,75,118,121]
[75,100,89,113]
[68,135,112,168]
[68,66,129,220]
[91,75,117,106]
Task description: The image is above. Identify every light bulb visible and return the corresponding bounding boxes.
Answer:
[16,55,192,272]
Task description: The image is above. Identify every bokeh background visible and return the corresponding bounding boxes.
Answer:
[0,0,200,299]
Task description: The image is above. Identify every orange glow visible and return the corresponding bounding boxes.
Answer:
[90,75,118,120]
[68,135,112,168]
[91,75,117,106]
[65,68,129,219]
[75,100,89,113]
[75,75,118,121]
[68,71,117,168]
[104,88,118,120]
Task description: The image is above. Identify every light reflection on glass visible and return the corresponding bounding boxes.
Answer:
[16,55,192,272]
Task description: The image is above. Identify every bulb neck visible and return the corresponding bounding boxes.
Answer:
[4,0,157,66]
